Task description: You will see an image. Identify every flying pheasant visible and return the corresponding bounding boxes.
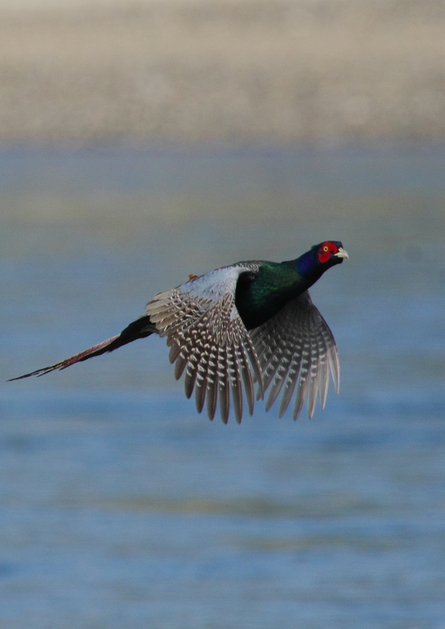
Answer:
[11,241,348,423]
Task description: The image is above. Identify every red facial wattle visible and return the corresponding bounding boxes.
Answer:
[317,242,339,263]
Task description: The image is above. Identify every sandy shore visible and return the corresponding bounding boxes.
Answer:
[0,0,444,145]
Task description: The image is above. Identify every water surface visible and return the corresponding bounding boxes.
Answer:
[1,146,444,628]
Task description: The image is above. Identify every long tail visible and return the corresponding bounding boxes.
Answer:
[9,315,157,380]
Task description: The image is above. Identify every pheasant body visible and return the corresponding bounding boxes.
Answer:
[11,241,348,423]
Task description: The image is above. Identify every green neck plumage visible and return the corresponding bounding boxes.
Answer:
[235,260,309,330]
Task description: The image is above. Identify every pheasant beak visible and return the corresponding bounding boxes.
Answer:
[335,247,349,259]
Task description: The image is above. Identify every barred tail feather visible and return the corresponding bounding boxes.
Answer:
[9,315,156,381]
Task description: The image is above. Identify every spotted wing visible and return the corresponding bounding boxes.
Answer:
[147,266,264,424]
[250,291,339,420]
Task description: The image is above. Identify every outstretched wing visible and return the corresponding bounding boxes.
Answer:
[147,266,264,424]
[250,291,339,420]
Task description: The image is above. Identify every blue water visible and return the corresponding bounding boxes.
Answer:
[1,147,445,628]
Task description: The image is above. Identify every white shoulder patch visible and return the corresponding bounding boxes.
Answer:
[179,265,251,303]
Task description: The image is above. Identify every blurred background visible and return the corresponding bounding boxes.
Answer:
[1,1,445,628]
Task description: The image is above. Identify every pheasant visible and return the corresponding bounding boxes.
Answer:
[11,241,348,423]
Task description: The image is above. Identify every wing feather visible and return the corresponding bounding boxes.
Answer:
[227,345,242,424]
[250,291,339,420]
[218,346,230,424]
[307,334,320,418]
[205,345,219,420]
[236,345,255,416]
[277,339,304,418]
[147,265,262,423]
[317,329,330,410]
